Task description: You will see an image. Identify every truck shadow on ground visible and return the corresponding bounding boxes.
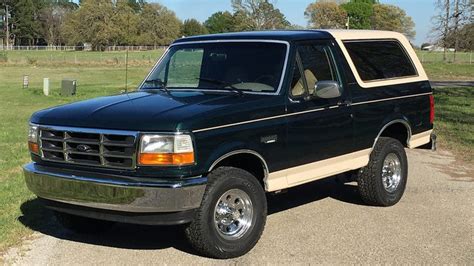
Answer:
[18,174,367,254]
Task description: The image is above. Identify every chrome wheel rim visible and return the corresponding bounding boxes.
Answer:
[213,188,253,240]
[382,153,402,193]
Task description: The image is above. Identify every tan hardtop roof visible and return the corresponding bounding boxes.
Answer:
[321,29,408,41]
[320,29,428,88]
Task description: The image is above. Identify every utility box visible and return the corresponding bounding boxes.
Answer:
[61,79,77,96]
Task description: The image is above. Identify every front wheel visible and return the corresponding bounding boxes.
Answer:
[185,167,267,259]
[357,137,408,206]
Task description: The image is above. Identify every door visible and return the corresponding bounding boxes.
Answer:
[284,40,353,186]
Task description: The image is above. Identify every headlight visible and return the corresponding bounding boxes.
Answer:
[28,124,39,154]
[138,134,194,166]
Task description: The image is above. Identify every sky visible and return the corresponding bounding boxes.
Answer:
[151,0,437,45]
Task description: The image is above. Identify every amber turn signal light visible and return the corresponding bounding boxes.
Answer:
[28,141,39,154]
[138,152,194,166]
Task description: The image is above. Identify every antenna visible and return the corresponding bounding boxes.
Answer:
[125,13,130,93]
[125,47,129,92]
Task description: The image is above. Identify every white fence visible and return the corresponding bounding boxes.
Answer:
[418,51,473,64]
[0,45,168,51]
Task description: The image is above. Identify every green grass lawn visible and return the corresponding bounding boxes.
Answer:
[0,55,472,255]
[433,87,474,162]
[423,62,474,81]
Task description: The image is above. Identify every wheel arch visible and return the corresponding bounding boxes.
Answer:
[208,149,269,189]
[373,119,412,149]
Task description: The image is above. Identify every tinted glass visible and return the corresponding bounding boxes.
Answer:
[344,41,417,81]
[291,44,339,97]
[142,42,287,93]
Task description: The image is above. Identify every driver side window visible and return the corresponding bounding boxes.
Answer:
[290,43,341,98]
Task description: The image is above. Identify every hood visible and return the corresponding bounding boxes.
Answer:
[31,90,284,132]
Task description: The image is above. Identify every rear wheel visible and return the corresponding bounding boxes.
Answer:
[54,211,115,234]
[357,137,408,206]
[185,166,267,259]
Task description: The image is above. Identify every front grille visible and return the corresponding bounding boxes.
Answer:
[39,126,138,169]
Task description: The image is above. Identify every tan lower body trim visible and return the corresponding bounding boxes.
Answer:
[408,130,433,148]
[265,149,371,192]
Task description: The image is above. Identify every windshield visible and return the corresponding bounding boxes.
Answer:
[141,41,288,94]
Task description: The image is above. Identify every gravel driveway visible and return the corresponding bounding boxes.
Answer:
[4,149,474,265]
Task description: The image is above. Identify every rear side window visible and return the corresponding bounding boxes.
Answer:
[343,40,417,82]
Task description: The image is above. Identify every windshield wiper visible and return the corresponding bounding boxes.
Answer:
[196,77,244,96]
[142,78,170,94]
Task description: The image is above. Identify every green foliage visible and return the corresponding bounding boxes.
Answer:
[110,0,139,45]
[62,1,182,49]
[306,0,416,39]
[182,19,208,37]
[62,0,115,50]
[204,11,235,34]
[12,0,41,45]
[305,2,348,29]
[136,3,182,46]
[444,23,474,51]
[372,4,415,39]
[231,0,290,30]
[127,0,145,12]
[340,1,373,29]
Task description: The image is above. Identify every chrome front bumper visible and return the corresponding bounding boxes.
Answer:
[24,163,207,213]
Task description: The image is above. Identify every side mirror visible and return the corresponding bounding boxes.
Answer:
[314,81,342,99]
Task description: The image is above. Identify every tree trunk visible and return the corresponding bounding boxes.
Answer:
[453,0,460,62]
[443,0,450,62]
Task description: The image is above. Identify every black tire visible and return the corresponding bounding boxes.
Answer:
[54,211,115,234]
[357,137,408,206]
[185,166,267,259]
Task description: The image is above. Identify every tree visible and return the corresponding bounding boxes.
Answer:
[110,0,138,46]
[136,3,182,46]
[204,11,234,34]
[340,0,374,29]
[231,0,290,30]
[182,19,208,36]
[11,0,41,45]
[444,23,474,51]
[38,1,77,46]
[305,2,348,29]
[372,4,415,39]
[431,0,451,60]
[62,0,115,50]
[127,0,145,12]
[431,0,470,61]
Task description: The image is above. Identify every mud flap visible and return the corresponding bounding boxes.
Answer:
[418,133,437,151]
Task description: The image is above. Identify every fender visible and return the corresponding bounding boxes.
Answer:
[372,118,412,149]
[208,149,269,177]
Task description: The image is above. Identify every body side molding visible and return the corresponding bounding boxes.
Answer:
[266,149,372,192]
